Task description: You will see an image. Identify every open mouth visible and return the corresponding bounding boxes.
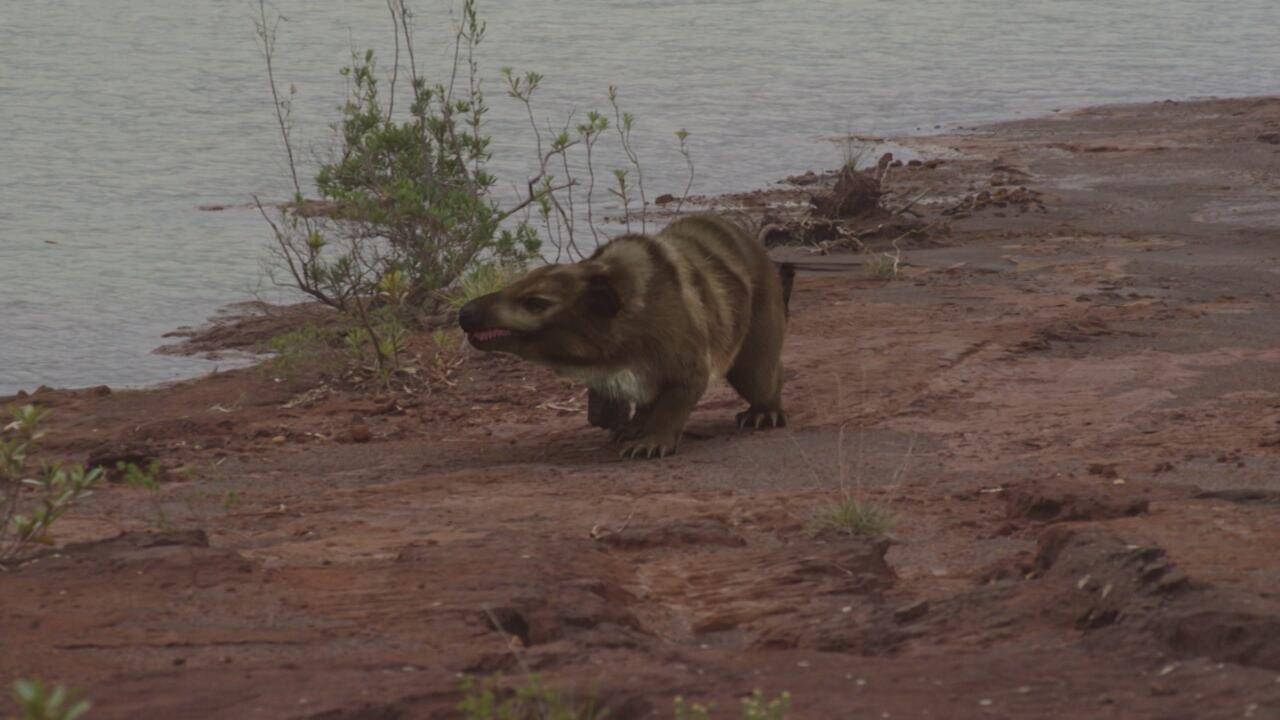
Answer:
[469,328,517,343]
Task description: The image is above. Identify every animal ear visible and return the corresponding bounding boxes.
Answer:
[584,273,622,318]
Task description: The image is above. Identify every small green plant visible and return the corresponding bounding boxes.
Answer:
[673,696,711,720]
[1,406,101,565]
[816,493,894,537]
[431,328,461,352]
[221,489,241,511]
[674,691,791,720]
[263,323,345,382]
[11,679,91,720]
[459,676,606,720]
[117,460,169,530]
[741,691,790,720]
[116,460,160,490]
[446,261,524,309]
[868,254,900,281]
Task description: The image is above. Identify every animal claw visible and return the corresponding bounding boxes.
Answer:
[619,439,676,460]
[736,408,787,431]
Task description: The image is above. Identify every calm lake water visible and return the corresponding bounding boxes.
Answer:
[3,0,1278,395]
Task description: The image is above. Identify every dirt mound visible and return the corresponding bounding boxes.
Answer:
[1151,609,1280,671]
[978,526,1280,671]
[1029,527,1190,627]
[810,165,885,220]
[1003,482,1150,523]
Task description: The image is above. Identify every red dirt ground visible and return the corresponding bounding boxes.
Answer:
[3,97,1280,719]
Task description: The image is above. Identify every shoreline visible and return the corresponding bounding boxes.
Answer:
[8,93,1276,399]
[4,95,1280,718]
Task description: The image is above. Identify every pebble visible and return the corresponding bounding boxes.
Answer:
[348,422,372,443]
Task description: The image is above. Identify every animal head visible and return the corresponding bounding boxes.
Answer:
[456,261,627,365]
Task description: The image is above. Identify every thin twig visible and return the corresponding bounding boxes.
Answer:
[385,0,400,118]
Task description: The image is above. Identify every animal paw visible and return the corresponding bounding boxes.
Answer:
[611,422,643,442]
[619,435,678,459]
[610,410,653,442]
[736,407,787,430]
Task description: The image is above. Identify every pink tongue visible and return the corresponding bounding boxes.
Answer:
[475,328,510,341]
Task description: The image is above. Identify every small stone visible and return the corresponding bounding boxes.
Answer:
[271,435,287,445]
[348,422,372,443]
[88,385,112,397]
[979,698,992,706]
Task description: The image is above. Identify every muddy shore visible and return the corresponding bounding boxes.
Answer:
[3,97,1280,719]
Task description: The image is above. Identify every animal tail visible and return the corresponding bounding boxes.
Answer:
[777,261,796,317]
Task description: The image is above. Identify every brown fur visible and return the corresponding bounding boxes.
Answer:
[458,214,789,458]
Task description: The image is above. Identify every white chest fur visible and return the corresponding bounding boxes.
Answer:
[556,365,653,404]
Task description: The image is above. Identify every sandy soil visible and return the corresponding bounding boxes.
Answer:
[3,97,1280,719]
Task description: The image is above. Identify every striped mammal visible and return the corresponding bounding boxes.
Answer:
[458,214,791,458]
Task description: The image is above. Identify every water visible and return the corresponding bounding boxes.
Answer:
[3,0,1278,395]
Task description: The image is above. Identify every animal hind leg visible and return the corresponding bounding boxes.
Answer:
[727,358,785,429]
[727,308,786,430]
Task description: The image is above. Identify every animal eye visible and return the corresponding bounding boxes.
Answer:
[520,296,553,312]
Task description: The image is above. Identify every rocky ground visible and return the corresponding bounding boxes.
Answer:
[3,97,1280,719]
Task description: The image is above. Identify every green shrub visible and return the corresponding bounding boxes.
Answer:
[1,406,101,565]
[255,0,540,320]
[253,0,696,378]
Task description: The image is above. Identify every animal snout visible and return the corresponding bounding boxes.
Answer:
[458,299,483,333]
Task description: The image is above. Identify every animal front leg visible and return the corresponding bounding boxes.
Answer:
[611,403,652,442]
[587,389,631,432]
[619,381,704,460]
